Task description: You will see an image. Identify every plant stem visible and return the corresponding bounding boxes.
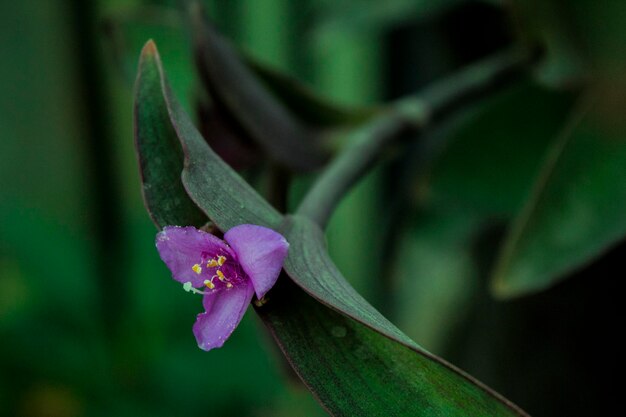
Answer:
[297,48,533,228]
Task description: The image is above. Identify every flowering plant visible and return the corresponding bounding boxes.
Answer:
[156,225,288,350]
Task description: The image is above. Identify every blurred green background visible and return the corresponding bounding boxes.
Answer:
[1,1,623,416]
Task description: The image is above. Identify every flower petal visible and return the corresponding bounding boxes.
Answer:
[192,282,254,351]
[156,226,233,287]
[224,224,289,299]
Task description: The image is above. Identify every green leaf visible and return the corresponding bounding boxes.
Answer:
[492,98,626,297]
[281,215,414,346]
[247,58,376,127]
[134,42,206,229]
[257,275,525,417]
[429,81,573,217]
[136,40,283,231]
[393,207,484,352]
[187,3,329,172]
[313,0,466,36]
[136,41,526,416]
[103,4,372,130]
[512,0,626,87]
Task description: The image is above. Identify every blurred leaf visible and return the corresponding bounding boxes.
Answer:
[247,58,376,127]
[511,0,587,87]
[492,96,626,297]
[429,81,573,217]
[195,94,261,170]
[188,3,329,172]
[394,207,483,352]
[314,0,468,36]
[104,4,371,135]
[136,41,527,416]
[511,0,626,87]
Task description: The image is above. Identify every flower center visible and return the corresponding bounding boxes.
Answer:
[183,253,246,295]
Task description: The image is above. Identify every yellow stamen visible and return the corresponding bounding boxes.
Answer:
[206,259,218,268]
[203,279,215,289]
[192,264,202,274]
[226,283,233,288]
[217,255,227,266]
[216,270,226,281]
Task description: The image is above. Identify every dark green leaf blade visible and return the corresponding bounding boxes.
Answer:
[134,42,206,229]
[187,3,329,172]
[281,215,414,347]
[429,81,573,217]
[137,40,283,231]
[258,277,526,417]
[492,98,626,297]
[104,3,373,129]
[138,41,526,416]
[280,215,526,416]
[247,58,376,127]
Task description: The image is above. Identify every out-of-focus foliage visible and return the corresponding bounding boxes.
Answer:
[1,0,624,416]
[492,95,626,297]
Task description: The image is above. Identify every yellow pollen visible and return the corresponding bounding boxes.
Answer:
[226,282,233,288]
[192,264,202,274]
[216,270,226,281]
[204,279,215,289]
[217,255,227,266]
[206,259,218,268]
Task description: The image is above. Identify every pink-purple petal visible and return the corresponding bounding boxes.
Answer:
[156,226,233,287]
[192,282,255,351]
[224,224,289,299]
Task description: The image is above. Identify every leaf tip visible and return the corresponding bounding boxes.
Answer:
[141,39,159,59]
[490,277,514,300]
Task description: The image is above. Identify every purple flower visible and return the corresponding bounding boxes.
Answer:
[156,224,289,351]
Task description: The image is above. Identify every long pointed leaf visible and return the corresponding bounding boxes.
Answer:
[257,277,525,417]
[492,98,626,297]
[188,3,328,172]
[136,41,527,416]
[279,215,526,416]
[139,41,283,231]
[134,45,205,229]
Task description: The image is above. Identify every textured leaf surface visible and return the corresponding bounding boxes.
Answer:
[134,46,206,229]
[138,41,283,232]
[492,100,626,297]
[278,215,526,416]
[136,41,527,416]
[257,277,524,417]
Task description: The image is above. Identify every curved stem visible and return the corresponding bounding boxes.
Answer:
[297,48,533,228]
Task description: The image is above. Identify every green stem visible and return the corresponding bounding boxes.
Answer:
[297,48,533,228]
